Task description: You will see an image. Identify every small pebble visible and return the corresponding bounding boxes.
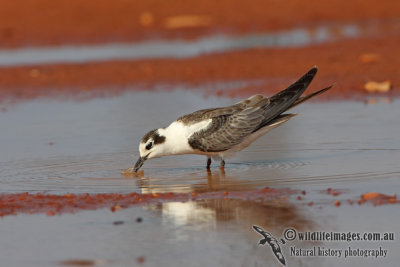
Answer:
[137,256,146,264]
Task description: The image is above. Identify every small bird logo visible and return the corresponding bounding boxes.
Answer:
[253,225,286,266]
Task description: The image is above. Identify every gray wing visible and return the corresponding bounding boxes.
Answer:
[177,94,266,125]
[188,67,325,152]
[188,107,265,152]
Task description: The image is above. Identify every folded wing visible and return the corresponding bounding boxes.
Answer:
[187,67,329,152]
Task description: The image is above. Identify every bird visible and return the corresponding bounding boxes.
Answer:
[133,66,332,172]
[252,225,286,266]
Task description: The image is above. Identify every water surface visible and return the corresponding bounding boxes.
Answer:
[0,90,399,266]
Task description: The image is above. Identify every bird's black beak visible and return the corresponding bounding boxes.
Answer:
[133,154,149,172]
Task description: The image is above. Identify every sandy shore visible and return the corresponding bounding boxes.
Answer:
[1,0,399,47]
[0,36,399,102]
[0,0,399,102]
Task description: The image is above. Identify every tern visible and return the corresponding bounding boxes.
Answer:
[133,66,332,172]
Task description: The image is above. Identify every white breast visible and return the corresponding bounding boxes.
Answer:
[158,119,212,155]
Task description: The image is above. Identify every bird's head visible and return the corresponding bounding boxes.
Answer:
[134,129,167,172]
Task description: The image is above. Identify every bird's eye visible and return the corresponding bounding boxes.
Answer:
[145,142,153,150]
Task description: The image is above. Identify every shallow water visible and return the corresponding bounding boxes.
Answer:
[1,90,399,194]
[0,18,399,66]
[0,90,399,266]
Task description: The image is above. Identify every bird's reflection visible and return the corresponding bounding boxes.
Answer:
[138,169,313,234]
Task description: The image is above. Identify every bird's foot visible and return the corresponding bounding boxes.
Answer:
[220,160,225,170]
[206,158,211,170]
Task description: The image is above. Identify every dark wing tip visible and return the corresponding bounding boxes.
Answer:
[295,66,318,86]
[263,66,319,116]
[277,66,319,98]
[310,65,318,73]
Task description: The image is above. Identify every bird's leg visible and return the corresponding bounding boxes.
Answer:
[220,160,225,169]
[220,166,225,176]
[206,157,211,170]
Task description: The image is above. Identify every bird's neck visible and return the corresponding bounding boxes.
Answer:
[159,120,211,156]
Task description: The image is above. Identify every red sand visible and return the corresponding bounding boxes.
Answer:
[358,192,398,206]
[0,187,292,217]
[0,0,399,102]
[1,0,399,48]
[1,36,399,103]
[0,189,397,217]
